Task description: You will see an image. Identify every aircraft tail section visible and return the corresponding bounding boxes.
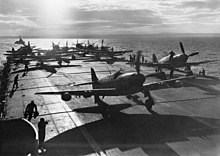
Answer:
[91,68,99,82]
[91,68,100,103]
[152,54,158,63]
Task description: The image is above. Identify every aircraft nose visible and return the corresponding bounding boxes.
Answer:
[137,74,145,85]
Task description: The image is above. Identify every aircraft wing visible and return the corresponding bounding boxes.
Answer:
[185,60,217,66]
[110,50,133,55]
[41,64,81,68]
[11,67,41,74]
[143,75,195,91]
[27,64,81,68]
[35,88,117,97]
[140,62,171,68]
[141,60,217,69]
[87,49,132,54]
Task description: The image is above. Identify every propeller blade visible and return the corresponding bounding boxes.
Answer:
[188,52,199,57]
[180,42,185,55]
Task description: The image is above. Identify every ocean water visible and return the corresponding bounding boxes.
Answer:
[0,36,219,77]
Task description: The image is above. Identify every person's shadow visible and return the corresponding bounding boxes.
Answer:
[9,88,17,98]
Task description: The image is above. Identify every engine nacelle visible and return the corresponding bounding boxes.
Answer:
[61,92,72,101]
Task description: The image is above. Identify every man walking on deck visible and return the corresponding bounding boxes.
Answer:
[24,100,38,121]
[38,118,48,152]
[12,74,19,90]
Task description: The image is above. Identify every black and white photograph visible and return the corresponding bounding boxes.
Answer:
[0,0,220,155]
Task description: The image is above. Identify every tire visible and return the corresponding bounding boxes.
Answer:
[145,99,152,111]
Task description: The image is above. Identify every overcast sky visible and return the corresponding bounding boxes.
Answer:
[0,0,219,37]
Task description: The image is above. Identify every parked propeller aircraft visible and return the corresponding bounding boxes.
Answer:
[87,39,133,57]
[14,36,25,45]
[36,51,193,117]
[72,39,132,59]
[11,63,81,75]
[141,42,215,78]
[5,41,35,56]
[28,51,73,65]
[83,55,129,65]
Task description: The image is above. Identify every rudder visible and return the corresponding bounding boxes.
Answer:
[152,54,158,63]
[91,68,98,82]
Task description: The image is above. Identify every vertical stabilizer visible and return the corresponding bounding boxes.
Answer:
[152,54,158,63]
[91,68,98,82]
[91,68,100,103]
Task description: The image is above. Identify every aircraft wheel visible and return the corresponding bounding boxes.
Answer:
[145,99,153,111]
[102,109,110,118]
[126,95,132,99]
[101,104,110,118]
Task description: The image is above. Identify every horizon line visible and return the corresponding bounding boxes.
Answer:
[0,33,219,38]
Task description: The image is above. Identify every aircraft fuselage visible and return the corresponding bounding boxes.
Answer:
[159,54,188,67]
[94,72,145,96]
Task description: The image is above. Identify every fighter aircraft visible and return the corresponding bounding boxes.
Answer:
[141,42,215,78]
[11,62,81,76]
[83,55,129,65]
[36,51,193,117]
[14,36,25,45]
[72,39,132,59]
[5,41,35,56]
[87,39,133,57]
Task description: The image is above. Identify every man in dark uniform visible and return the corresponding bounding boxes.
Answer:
[38,118,48,151]
[12,74,19,90]
[24,100,38,121]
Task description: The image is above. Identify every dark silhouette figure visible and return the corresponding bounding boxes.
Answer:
[12,74,19,90]
[38,118,48,151]
[142,56,145,63]
[202,68,206,76]
[24,101,38,121]
[24,61,29,75]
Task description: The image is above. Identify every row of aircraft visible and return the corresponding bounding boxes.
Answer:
[140,42,216,78]
[35,51,196,117]
[6,38,216,117]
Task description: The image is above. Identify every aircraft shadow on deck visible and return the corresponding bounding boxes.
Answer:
[183,77,220,96]
[44,100,220,156]
[73,103,133,114]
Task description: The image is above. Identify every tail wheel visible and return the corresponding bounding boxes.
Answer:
[101,104,110,118]
[145,98,154,111]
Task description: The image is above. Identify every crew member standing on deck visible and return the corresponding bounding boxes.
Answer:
[24,61,29,74]
[12,74,19,90]
[24,100,38,121]
[38,118,48,152]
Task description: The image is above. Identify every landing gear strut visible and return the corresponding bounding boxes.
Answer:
[145,97,154,111]
[143,90,155,111]
[101,104,110,118]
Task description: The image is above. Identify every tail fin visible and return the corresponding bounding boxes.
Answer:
[91,68,100,103]
[152,54,158,63]
[91,68,98,82]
